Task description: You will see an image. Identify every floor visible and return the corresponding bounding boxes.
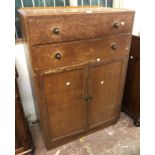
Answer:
[30,112,140,155]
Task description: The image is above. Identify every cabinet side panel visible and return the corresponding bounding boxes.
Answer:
[19,14,51,148]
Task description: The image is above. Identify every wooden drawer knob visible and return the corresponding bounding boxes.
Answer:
[53,28,60,35]
[113,21,120,28]
[111,43,117,50]
[55,53,61,60]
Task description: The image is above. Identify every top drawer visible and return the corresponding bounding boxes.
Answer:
[28,13,134,45]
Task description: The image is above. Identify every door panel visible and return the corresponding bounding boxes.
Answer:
[88,61,124,129]
[42,68,87,142]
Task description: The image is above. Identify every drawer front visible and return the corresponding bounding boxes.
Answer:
[28,13,134,45]
[31,34,131,71]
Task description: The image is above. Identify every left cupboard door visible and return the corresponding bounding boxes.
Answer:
[40,67,87,144]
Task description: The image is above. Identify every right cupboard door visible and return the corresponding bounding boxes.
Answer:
[88,60,125,130]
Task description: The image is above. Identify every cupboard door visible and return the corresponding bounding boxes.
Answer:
[88,60,125,129]
[41,68,87,142]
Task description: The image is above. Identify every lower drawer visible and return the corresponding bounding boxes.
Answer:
[31,34,131,71]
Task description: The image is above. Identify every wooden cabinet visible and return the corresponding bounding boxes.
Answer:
[122,35,140,126]
[15,70,33,154]
[18,6,134,150]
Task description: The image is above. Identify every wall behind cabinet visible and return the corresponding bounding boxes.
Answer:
[121,0,140,36]
[15,44,37,122]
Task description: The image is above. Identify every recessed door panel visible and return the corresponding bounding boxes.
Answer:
[42,68,87,142]
[88,61,124,129]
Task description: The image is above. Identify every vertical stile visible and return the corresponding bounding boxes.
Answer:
[81,0,83,6]
[53,0,56,7]
[32,0,35,7]
[20,0,24,7]
[43,0,46,7]
[64,0,66,6]
[89,0,91,6]
[98,0,100,6]
[105,0,108,7]
[15,26,18,40]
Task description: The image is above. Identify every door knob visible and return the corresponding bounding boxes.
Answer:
[85,96,89,101]
[85,96,93,101]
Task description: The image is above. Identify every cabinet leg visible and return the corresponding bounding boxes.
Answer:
[133,119,140,127]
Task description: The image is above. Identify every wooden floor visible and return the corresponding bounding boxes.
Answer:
[30,112,140,155]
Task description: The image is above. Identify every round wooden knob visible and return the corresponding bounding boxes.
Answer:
[55,53,61,60]
[53,28,60,34]
[111,43,117,50]
[113,21,120,28]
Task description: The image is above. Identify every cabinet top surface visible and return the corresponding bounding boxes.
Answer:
[18,6,134,17]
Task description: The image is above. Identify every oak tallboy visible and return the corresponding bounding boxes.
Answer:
[19,6,134,150]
